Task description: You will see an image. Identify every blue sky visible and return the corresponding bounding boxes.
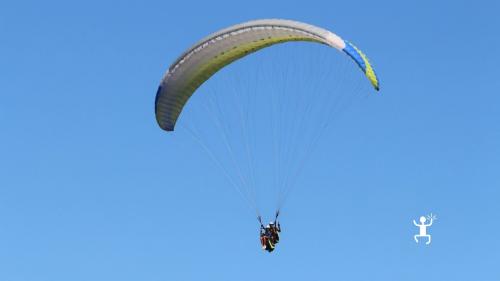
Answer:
[1,0,500,280]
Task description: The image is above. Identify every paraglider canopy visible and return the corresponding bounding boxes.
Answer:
[155,19,379,132]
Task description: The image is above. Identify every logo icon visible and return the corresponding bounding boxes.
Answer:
[413,213,437,245]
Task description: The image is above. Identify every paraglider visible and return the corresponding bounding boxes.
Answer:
[258,212,281,252]
[154,19,380,252]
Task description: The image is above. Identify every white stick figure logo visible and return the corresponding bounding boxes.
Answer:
[413,213,436,245]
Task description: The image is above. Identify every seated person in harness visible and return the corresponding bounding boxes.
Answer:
[259,214,281,252]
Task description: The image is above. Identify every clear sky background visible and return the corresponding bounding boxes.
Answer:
[1,0,500,280]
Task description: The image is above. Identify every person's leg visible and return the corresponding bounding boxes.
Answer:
[267,239,275,251]
[425,235,431,245]
[414,235,419,243]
